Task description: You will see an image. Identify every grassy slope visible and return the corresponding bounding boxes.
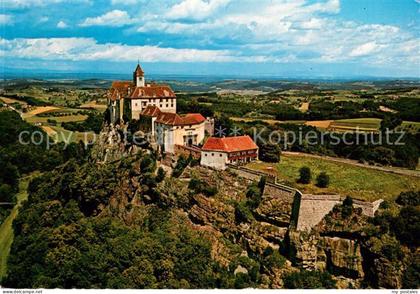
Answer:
[0,175,33,280]
[247,154,420,202]
[50,126,96,143]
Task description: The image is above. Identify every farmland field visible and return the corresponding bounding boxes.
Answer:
[330,118,420,133]
[247,154,420,201]
[0,97,27,105]
[25,114,88,124]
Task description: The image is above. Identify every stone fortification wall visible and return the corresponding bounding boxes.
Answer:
[297,194,383,231]
[226,165,383,232]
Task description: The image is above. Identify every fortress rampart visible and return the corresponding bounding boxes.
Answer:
[228,165,383,232]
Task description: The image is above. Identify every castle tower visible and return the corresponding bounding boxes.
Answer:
[133,63,145,87]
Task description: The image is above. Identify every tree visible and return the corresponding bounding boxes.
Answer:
[259,143,281,163]
[342,196,354,218]
[246,184,262,209]
[402,259,420,289]
[257,176,266,193]
[156,167,166,183]
[283,270,336,289]
[235,201,254,224]
[316,172,330,188]
[392,206,420,247]
[396,191,420,206]
[380,115,402,132]
[0,184,14,203]
[298,166,311,184]
[214,114,233,137]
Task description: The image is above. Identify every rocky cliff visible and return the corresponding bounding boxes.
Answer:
[85,127,413,288]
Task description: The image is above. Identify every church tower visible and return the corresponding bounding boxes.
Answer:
[133,63,145,87]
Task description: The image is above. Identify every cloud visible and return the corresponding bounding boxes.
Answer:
[57,20,68,28]
[1,0,418,75]
[0,14,13,25]
[0,37,240,62]
[166,0,230,21]
[1,0,90,8]
[134,0,419,68]
[111,0,140,4]
[39,16,49,23]
[349,42,380,57]
[79,10,135,27]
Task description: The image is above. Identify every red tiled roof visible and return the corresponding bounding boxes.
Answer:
[153,111,205,126]
[134,64,144,76]
[141,105,162,117]
[156,112,183,125]
[182,113,206,125]
[112,81,133,89]
[202,136,258,152]
[129,85,176,99]
[109,81,134,101]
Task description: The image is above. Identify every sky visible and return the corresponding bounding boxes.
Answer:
[0,0,419,78]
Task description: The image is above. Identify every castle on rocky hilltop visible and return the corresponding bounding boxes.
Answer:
[108,63,176,123]
[107,63,259,169]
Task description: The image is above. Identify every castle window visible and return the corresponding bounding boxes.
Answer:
[166,104,168,107]
[219,154,222,157]
[211,153,214,156]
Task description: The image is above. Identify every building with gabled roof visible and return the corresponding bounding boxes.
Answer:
[139,105,206,153]
[107,63,214,155]
[107,63,176,124]
[201,135,259,170]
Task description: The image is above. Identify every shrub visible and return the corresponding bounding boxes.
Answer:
[343,196,353,207]
[189,158,200,167]
[298,166,311,184]
[188,178,201,191]
[156,167,166,183]
[140,155,156,173]
[392,206,420,247]
[396,191,420,206]
[403,259,420,289]
[202,185,218,197]
[188,178,218,197]
[172,156,189,178]
[235,201,254,223]
[246,184,262,209]
[257,176,266,193]
[342,196,354,218]
[261,247,285,270]
[0,184,14,203]
[259,143,281,163]
[316,172,330,188]
[283,270,336,289]
[379,200,390,209]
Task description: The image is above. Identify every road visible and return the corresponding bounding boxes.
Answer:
[282,151,420,178]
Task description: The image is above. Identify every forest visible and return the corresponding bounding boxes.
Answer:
[0,110,88,223]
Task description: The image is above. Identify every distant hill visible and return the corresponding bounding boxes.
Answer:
[1,77,419,93]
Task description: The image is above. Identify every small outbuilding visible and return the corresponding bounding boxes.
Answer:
[200,135,259,170]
